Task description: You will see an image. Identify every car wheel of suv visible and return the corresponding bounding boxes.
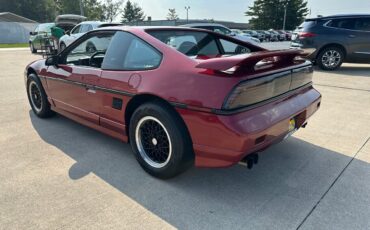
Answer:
[317,47,344,70]
[59,42,66,51]
[30,43,37,53]
[129,102,194,179]
[27,74,55,118]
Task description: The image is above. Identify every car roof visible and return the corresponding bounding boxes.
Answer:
[95,26,220,32]
[79,21,102,25]
[181,23,227,28]
[307,14,370,21]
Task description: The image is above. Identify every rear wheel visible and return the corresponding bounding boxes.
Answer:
[129,102,193,179]
[317,46,344,71]
[26,74,54,118]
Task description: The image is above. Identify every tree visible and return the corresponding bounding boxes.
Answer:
[166,8,179,21]
[0,0,57,22]
[245,0,309,30]
[55,0,105,21]
[102,0,124,22]
[121,0,145,23]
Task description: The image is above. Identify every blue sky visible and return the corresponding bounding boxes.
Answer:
[134,0,370,22]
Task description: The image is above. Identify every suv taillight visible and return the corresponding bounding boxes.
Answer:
[299,32,316,38]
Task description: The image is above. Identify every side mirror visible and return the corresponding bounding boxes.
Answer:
[45,55,59,67]
[29,31,36,35]
[66,30,70,35]
[230,32,236,36]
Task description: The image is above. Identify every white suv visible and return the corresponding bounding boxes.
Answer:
[59,21,102,51]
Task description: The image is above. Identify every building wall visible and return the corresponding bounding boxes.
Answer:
[0,22,38,44]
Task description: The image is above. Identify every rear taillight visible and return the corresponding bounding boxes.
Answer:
[223,66,313,110]
[298,32,316,38]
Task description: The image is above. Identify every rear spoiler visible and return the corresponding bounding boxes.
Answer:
[195,49,305,73]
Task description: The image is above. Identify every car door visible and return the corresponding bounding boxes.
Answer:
[66,25,82,46]
[45,31,116,125]
[97,31,162,135]
[348,17,370,62]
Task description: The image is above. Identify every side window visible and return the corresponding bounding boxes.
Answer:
[34,26,39,33]
[220,39,250,55]
[102,32,162,70]
[65,33,114,68]
[80,25,89,33]
[329,19,356,30]
[354,18,370,32]
[71,25,81,34]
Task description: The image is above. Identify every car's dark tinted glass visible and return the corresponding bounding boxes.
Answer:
[354,18,370,31]
[327,18,356,30]
[102,31,162,70]
[298,21,316,30]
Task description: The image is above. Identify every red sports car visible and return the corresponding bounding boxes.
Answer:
[25,26,321,178]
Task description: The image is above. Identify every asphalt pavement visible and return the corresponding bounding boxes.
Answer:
[0,47,369,229]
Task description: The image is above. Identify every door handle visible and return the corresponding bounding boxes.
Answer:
[348,35,356,38]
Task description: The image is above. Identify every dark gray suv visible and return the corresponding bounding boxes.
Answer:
[291,14,370,70]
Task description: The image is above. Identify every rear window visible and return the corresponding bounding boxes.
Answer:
[147,30,251,57]
[298,21,317,30]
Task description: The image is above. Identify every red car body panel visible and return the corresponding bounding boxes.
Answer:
[26,26,321,168]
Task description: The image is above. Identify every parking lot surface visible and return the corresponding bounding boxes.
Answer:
[1,47,370,229]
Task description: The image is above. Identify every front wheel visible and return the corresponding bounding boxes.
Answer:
[317,46,344,70]
[129,102,194,179]
[26,74,55,118]
[30,43,37,53]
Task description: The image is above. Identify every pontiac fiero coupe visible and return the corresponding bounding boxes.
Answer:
[25,26,321,178]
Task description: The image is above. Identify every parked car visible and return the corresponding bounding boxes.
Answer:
[29,23,55,53]
[231,29,263,43]
[59,21,102,51]
[270,30,285,41]
[182,23,261,45]
[25,26,321,178]
[265,30,279,42]
[291,14,370,70]
[243,30,265,42]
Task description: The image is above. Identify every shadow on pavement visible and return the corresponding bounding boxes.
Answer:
[314,65,370,78]
[29,110,368,229]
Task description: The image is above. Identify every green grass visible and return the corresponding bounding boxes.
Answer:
[0,43,29,48]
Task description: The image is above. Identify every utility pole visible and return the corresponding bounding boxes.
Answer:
[283,0,289,30]
[185,6,190,23]
[79,0,84,16]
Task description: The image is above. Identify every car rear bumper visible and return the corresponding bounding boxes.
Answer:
[178,86,321,168]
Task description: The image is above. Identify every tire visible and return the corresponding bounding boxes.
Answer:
[129,102,194,179]
[59,42,66,52]
[30,43,37,53]
[26,74,55,118]
[317,46,344,71]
